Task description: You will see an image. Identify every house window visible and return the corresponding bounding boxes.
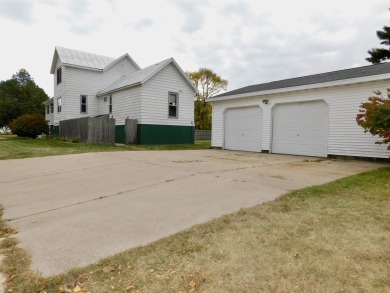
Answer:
[56,68,62,84]
[57,97,62,113]
[104,97,107,102]
[46,105,50,114]
[109,95,112,114]
[80,95,87,113]
[168,92,178,118]
[50,103,54,113]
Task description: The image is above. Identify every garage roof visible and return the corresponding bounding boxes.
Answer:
[213,62,390,98]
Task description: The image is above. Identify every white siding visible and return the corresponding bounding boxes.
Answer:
[53,58,65,125]
[101,58,139,92]
[141,63,194,126]
[212,80,390,158]
[45,108,54,125]
[109,86,142,125]
[63,67,102,119]
[52,56,139,123]
[97,58,139,116]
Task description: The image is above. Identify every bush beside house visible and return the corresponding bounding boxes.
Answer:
[10,114,49,138]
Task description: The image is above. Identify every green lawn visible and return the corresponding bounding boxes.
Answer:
[0,135,211,160]
[1,167,389,292]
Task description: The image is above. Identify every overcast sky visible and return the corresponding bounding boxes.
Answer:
[0,0,389,97]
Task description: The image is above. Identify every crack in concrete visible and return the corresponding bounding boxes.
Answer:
[0,161,121,184]
[4,152,338,223]
[4,162,271,222]
[4,177,175,222]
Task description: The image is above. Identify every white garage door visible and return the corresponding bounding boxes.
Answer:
[272,100,328,157]
[224,106,262,152]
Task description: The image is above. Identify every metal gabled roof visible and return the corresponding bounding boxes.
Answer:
[213,62,390,98]
[50,46,115,73]
[50,47,141,74]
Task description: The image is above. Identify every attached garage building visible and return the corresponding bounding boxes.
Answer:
[210,63,390,159]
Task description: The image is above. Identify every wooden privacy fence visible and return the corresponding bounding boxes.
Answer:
[125,119,138,144]
[59,117,115,144]
[195,130,211,140]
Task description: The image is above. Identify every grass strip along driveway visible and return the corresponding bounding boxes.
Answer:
[1,167,389,292]
[0,136,211,160]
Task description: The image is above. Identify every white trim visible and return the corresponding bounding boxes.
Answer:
[210,74,390,102]
[97,82,142,96]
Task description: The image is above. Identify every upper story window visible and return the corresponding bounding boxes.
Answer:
[168,92,178,118]
[56,67,62,84]
[109,95,112,114]
[57,97,62,113]
[80,95,87,113]
[50,102,54,113]
[46,105,50,114]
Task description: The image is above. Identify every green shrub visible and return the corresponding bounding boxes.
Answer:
[71,136,79,143]
[10,114,49,139]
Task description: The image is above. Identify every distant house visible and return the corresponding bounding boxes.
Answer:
[45,46,196,144]
[210,63,390,159]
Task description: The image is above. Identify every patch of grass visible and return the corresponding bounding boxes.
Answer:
[1,168,389,292]
[0,137,211,160]
[302,157,328,162]
[0,206,17,239]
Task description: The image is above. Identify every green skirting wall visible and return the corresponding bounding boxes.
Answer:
[138,124,194,144]
[53,125,59,135]
[115,125,125,144]
[115,124,194,144]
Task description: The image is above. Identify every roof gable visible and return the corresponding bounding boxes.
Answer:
[103,53,140,71]
[214,62,390,98]
[98,58,196,95]
[50,46,115,74]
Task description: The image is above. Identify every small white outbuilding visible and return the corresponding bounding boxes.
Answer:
[210,63,390,159]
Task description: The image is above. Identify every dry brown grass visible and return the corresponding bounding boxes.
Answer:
[1,167,389,292]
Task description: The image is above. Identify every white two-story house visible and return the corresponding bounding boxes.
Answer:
[45,46,196,144]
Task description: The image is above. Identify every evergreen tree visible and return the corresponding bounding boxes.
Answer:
[366,12,390,64]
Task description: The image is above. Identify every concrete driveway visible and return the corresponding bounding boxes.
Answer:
[0,150,384,276]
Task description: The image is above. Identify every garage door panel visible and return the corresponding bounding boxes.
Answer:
[272,101,328,157]
[224,107,262,152]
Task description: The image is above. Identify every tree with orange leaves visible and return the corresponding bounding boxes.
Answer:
[356,89,390,150]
